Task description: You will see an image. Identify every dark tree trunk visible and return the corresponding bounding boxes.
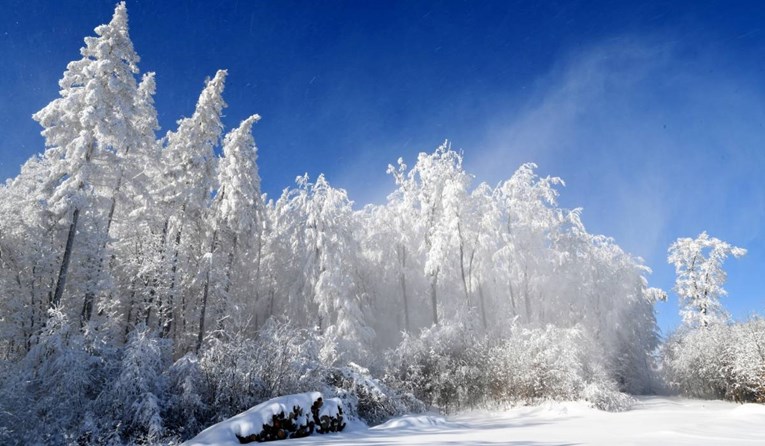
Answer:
[218,233,237,332]
[457,222,471,306]
[196,230,217,353]
[398,244,410,333]
[430,269,439,326]
[162,205,185,338]
[149,218,170,327]
[51,208,79,308]
[508,280,517,316]
[478,280,488,330]
[523,266,532,322]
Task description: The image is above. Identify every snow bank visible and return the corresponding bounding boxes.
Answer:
[184,392,345,446]
[371,415,450,431]
[729,403,765,417]
[270,397,765,446]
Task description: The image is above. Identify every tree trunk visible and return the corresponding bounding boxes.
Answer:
[508,280,517,316]
[430,269,439,326]
[148,218,170,327]
[523,266,532,322]
[268,288,275,320]
[218,233,237,332]
[51,207,79,308]
[478,280,488,330]
[162,205,185,338]
[398,244,410,333]
[81,166,126,325]
[196,230,217,353]
[457,223,471,306]
[124,286,136,342]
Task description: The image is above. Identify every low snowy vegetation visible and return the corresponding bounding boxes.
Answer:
[663,319,765,402]
[386,321,636,413]
[0,3,762,445]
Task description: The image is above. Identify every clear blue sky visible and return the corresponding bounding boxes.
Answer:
[2,0,764,335]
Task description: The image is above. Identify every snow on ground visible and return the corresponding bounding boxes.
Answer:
[274,397,765,446]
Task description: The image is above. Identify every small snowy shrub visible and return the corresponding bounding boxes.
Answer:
[199,331,263,421]
[249,318,326,397]
[0,309,107,444]
[164,353,208,440]
[581,382,635,412]
[663,319,765,403]
[725,319,765,402]
[388,322,633,412]
[387,321,488,412]
[486,326,588,403]
[189,319,328,434]
[663,325,732,399]
[102,324,169,442]
[327,362,424,425]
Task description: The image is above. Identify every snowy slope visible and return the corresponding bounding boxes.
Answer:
[267,397,765,446]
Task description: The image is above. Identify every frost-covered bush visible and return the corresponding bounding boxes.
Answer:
[195,318,322,423]
[486,326,586,403]
[249,318,326,397]
[663,325,730,399]
[100,324,170,443]
[164,353,208,439]
[198,331,263,422]
[387,322,634,413]
[0,309,103,445]
[159,319,331,440]
[327,362,424,425]
[663,319,765,402]
[386,321,488,412]
[726,319,765,401]
[581,381,636,412]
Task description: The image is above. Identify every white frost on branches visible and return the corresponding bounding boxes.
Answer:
[668,232,746,328]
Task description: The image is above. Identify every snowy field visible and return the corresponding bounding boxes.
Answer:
[255,397,764,446]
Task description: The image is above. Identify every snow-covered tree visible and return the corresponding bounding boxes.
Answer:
[266,174,374,362]
[197,114,265,351]
[157,69,227,343]
[387,142,472,326]
[0,156,61,357]
[31,2,147,326]
[668,232,746,328]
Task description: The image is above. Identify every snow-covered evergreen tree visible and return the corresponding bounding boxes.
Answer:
[157,69,227,344]
[31,1,146,326]
[197,114,265,350]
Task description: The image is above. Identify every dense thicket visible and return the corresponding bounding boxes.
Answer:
[663,319,765,402]
[0,3,667,444]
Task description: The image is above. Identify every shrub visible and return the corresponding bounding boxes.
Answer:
[327,362,424,425]
[663,319,765,403]
[387,321,634,412]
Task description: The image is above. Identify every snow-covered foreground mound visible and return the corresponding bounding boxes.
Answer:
[277,397,765,445]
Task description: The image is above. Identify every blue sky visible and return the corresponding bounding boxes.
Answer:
[2,0,764,335]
